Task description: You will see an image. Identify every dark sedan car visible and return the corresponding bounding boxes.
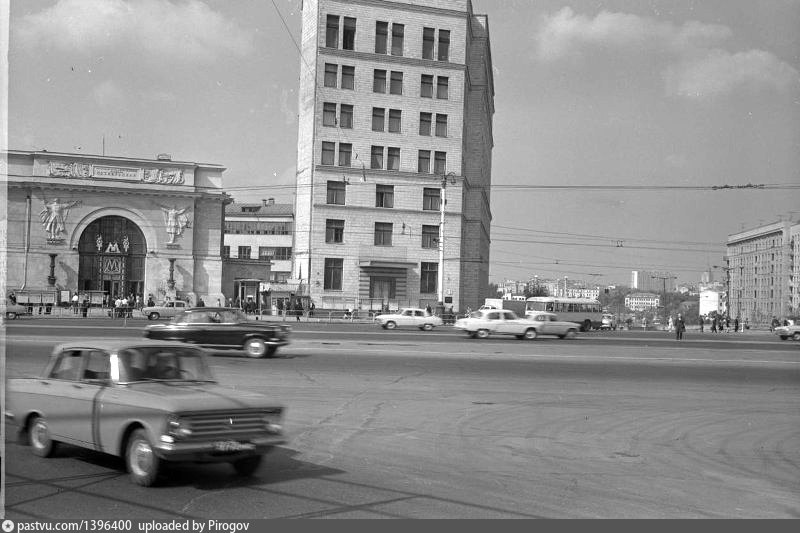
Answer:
[144,308,290,358]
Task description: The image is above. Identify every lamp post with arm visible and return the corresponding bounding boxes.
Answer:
[436,172,457,315]
[651,273,676,329]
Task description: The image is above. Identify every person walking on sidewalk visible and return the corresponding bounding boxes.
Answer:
[675,313,686,340]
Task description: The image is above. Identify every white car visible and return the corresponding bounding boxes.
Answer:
[774,323,800,341]
[142,300,189,320]
[376,308,444,331]
[454,309,580,340]
[600,314,617,330]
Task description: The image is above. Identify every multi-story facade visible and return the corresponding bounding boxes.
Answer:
[221,199,295,305]
[726,220,799,325]
[625,292,660,311]
[293,0,494,313]
[631,270,677,292]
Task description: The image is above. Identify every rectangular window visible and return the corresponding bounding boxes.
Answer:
[237,246,251,260]
[325,219,345,243]
[258,247,272,261]
[327,180,346,205]
[373,69,386,93]
[326,15,339,48]
[422,225,439,248]
[341,65,355,89]
[338,143,352,166]
[371,145,384,169]
[419,112,432,136]
[376,184,394,208]
[423,187,440,210]
[418,151,431,174]
[437,29,450,61]
[321,141,335,165]
[435,114,447,137]
[390,71,403,95]
[222,245,230,258]
[388,109,402,132]
[340,104,353,128]
[434,151,446,174]
[324,63,338,87]
[324,258,343,290]
[372,107,385,131]
[342,17,356,50]
[420,262,438,293]
[375,21,388,54]
[391,23,404,56]
[374,222,393,246]
[421,74,433,97]
[437,76,449,99]
[387,147,400,170]
[323,102,336,126]
[422,27,435,59]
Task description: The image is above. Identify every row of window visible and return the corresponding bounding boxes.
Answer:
[326,181,441,210]
[224,222,293,235]
[321,143,447,173]
[222,246,293,261]
[324,257,439,293]
[324,104,448,136]
[326,15,450,62]
[324,65,450,99]
[325,219,439,248]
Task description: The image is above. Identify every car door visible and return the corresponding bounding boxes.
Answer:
[397,309,414,327]
[413,309,427,327]
[484,311,502,333]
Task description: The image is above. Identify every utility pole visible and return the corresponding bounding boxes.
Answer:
[651,273,676,328]
[437,172,456,315]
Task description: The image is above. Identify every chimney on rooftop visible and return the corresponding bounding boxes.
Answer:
[262,198,275,206]
[157,153,172,161]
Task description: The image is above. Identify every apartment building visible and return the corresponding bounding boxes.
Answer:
[293,0,494,313]
[625,292,660,311]
[726,220,799,325]
[631,270,677,292]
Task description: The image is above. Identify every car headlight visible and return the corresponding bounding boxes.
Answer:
[166,415,192,438]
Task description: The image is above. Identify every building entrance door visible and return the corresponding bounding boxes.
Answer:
[78,216,146,300]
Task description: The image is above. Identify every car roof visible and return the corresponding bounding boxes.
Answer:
[52,338,200,353]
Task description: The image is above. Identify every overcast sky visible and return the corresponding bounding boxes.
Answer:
[7,0,800,286]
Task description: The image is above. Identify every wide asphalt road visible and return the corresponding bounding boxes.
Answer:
[4,320,799,518]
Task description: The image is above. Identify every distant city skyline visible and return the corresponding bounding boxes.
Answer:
[7,0,800,286]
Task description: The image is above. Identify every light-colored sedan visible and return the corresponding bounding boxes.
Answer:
[774,323,800,341]
[454,309,580,340]
[142,300,189,320]
[375,307,444,331]
[3,298,29,320]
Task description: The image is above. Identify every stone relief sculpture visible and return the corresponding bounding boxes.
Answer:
[156,204,191,244]
[40,195,81,240]
[143,169,184,185]
[48,161,91,178]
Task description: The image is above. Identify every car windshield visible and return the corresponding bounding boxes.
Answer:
[116,345,215,382]
[172,309,246,324]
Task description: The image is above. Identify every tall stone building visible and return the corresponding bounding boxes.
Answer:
[293,0,494,313]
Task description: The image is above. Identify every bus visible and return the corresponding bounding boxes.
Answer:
[525,297,603,331]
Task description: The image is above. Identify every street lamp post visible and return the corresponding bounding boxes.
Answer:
[651,273,676,328]
[437,172,457,315]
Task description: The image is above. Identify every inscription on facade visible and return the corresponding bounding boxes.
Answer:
[47,160,185,185]
[93,165,140,180]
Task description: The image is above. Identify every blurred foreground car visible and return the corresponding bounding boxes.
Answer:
[454,309,579,340]
[142,300,189,320]
[144,307,290,358]
[3,298,28,320]
[774,323,800,341]
[375,307,443,331]
[5,340,286,486]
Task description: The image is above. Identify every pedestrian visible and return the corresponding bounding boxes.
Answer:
[668,315,674,332]
[81,295,89,317]
[295,300,303,322]
[8,291,16,304]
[770,316,779,332]
[675,313,685,340]
[734,317,739,333]
[309,301,315,318]
[197,297,205,307]
[147,294,155,307]
[425,304,432,315]
[217,298,221,307]
[698,316,704,333]
[71,292,79,314]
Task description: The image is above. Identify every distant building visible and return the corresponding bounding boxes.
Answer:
[625,292,660,311]
[726,219,799,325]
[699,289,723,317]
[631,270,677,292]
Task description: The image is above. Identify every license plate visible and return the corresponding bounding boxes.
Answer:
[213,440,255,452]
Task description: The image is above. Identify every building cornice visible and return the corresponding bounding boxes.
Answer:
[319,47,466,72]
[327,0,470,19]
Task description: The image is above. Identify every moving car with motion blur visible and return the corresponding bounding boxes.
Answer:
[5,340,286,486]
[454,309,580,340]
[3,298,29,320]
[375,307,444,331]
[774,322,800,341]
[144,307,290,358]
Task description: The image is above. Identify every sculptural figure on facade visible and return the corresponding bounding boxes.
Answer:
[40,195,81,240]
[157,204,191,244]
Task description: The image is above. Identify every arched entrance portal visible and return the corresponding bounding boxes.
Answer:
[78,216,146,300]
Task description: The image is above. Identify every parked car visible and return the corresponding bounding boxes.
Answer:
[774,323,800,341]
[144,307,290,358]
[375,307,444,331]
[142,300,189,320]
[3,298,29,320]
[454,309,580,340]
[600,314,617,330]
[4,340,286,486]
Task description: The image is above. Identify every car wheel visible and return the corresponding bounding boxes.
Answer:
[422,323,434,331]
[564,328,578,339]
[243,338,268,358]
[6,311,17,320]
[232,455,263,477]
[29,416,56,457]
[780,335,788,340]
[523,328,537,340]
[792,332,800,341]
[385,321,397,330]
[148,312,160,320]
[126,429,160,487]
[582,319,592,332]
[476,329,489,339]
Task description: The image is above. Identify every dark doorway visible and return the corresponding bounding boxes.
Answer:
[78,216,146,300]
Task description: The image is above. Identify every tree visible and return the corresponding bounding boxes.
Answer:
[484,282,501,299]
[524,285,548,298]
